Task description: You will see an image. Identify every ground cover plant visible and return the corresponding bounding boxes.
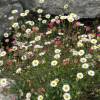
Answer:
[0,7,100,100]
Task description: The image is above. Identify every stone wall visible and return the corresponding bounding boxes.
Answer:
[0,0,23,35]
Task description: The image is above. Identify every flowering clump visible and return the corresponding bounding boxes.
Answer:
[0,6,100,100]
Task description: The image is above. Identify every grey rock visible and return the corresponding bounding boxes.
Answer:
[0,78,17,100]
[0,94,17,100]
[19,0,100,18]
[0,0,23,36]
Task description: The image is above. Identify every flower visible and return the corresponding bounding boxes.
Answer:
[64,4,69,9]
[8,16,14,20]
[16,68,22,74]
[25,21,35,26]
[80,58,87,63]
[0,78,8,87]
[26,92,31,99]
[25,29,32,34]
[50,80,57,87]
[82,63,89,69]
[0,51,6,57]
[88,70,95,76]
[60,15,67,20]
[20,13,27,17]
[11,9,18,14]
[32,60,39,67]
[63,93,71,100]
[78,50,85,56]
[67,16,74,22]
[46,30,52,35]
[90,39,97,44]
[21,55,27,61]
[58,32,64,35]
[77,73,84,79]
[25,10,30,14]
[0,60,3,66]
[91,45,98,50]
[45,14,51,19]
[35,36,41,41]
[77,41,84,47]
[54,49,61,54]
[3,32,9,38]
[12,22,19,29]
[37,95,44,100]
[62,84,70,92]
[69,13,79,20]
[51,60,58,66]
[37,9,43,14]
[54,54,60,59]
[42,20,47,24]
[39,52,46,56]
[97,26,100,32]
[72,50,78,56]
[39,0,45,4]
[85,54,92,59]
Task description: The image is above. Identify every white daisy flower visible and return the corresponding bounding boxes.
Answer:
[54,54,60,59]
[39,0,45,4]
[51,60,58,66]
[77,41,84,47]
[39,52,46,56]
[64,4,69,9]
[25,21,35,26]
[20,13,27,17]
[80,58,87,63]
[42,20,47,24]
[37,95,44,100]
[50,80,57,87]
[26,92,31,99]
[21,55,27,61]
[12,22,19,29]
[88,70,95,76]
[16,68,22,74]
[25,10,30,14]
[45,14,51,19]
[62,84,70,92]
[72,50,78,56]
[25,29,32,34]
[0,51,6,57]
[0,60,3,66]
[58,32,64,35]
[54,49,61,54]
[90,39,97,44]
[32,60,39,67]
[35,36,41,41]
[78,50,85,56]
[63,93,71,100]
[37,9,43,14]
[3,32,9,38]
[8,16,14,20]
[0,78,8,87]
[82,63,89,69]
[11,9,18,14]
[85,54,92,59]
[34,45,43,49]
[46,30,52,35]
[77,73,84,79]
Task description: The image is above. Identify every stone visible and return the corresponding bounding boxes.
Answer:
[0,0,23,36]
[0,78,17,100]
[19,0,100,18]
